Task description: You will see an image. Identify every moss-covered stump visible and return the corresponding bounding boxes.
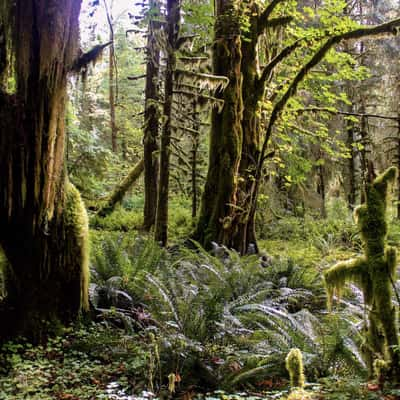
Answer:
[286,348,305,389]
[324,166,400,382]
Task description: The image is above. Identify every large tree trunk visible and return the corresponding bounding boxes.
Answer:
[143,0,161,231]
[0,0,89,341]
[193,0,243,249]
[154,0,180,246]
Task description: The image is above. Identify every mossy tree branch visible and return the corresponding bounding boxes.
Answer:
[258,0,286,30]
[259,18,400,168]
[257,40,301,92]
[97,158,145,217]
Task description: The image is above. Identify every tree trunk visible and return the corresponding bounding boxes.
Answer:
[191,104,200,218]
[346,116,357,210]
[231,4,261,254]
[397,115,400,219]
[193,0,243,249]
[0,0,89,341]
[109,29,118,153]
[143,0,161,231]
[154,0,180,246]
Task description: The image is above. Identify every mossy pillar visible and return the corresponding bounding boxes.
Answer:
[324,166,399,381]
[0,0,89,341]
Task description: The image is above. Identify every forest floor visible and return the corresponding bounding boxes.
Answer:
[1,205,400,400]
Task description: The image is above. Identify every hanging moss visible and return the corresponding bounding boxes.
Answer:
[285,348,305,389]
[324,166,399,381]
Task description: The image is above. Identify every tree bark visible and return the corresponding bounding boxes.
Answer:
[232,2,262,253]
[346,114,357,210]
[191,102,200,218]
[193,0,243,249]
[109,26,118,152]
[154,0,180,246]
[0,0,89,341]
[143,0,161,231]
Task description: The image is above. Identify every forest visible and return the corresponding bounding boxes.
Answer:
[0,0,400,398]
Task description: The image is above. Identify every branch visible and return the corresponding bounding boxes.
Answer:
[298,107,400,121]
[260,17,400,168]
[127,74,146,80]
[259,0,286,24]
[257,39,301,89]
[72,42,112,72]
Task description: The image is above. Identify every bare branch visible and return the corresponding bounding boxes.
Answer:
[127,74,147,80]
[257,40,301,89]
[299,107,400,121]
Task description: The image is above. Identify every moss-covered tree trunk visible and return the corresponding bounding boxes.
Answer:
[193,0,243,248]
[191,102,200,218]
[143,0,161,231]
[230,1,283,254]
[0,0,89,341]
[325,167,400,381]
[109,26,118,152]
[154,0,180,246]
[346,116,357,210]
[230,3,262,254]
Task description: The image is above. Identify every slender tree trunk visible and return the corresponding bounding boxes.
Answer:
[193,0,243,249]
[0,0,89,341]
[317,151,327,218]
[346,110,357,210]
[109,29,118,153]
[190,100,200,218]
[143,0,161,231]
[154,0,180,246]
[397,114,400,219]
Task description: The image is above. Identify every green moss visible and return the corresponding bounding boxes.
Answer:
[285,348,305,389]
[64,180,90,311]
[324,167,399,380]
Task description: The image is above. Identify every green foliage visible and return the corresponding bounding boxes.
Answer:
[91,207,143,231]
[90,232,166,284]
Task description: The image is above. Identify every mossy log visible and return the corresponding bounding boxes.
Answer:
[97,158,145,217]
[324,166,400,381]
